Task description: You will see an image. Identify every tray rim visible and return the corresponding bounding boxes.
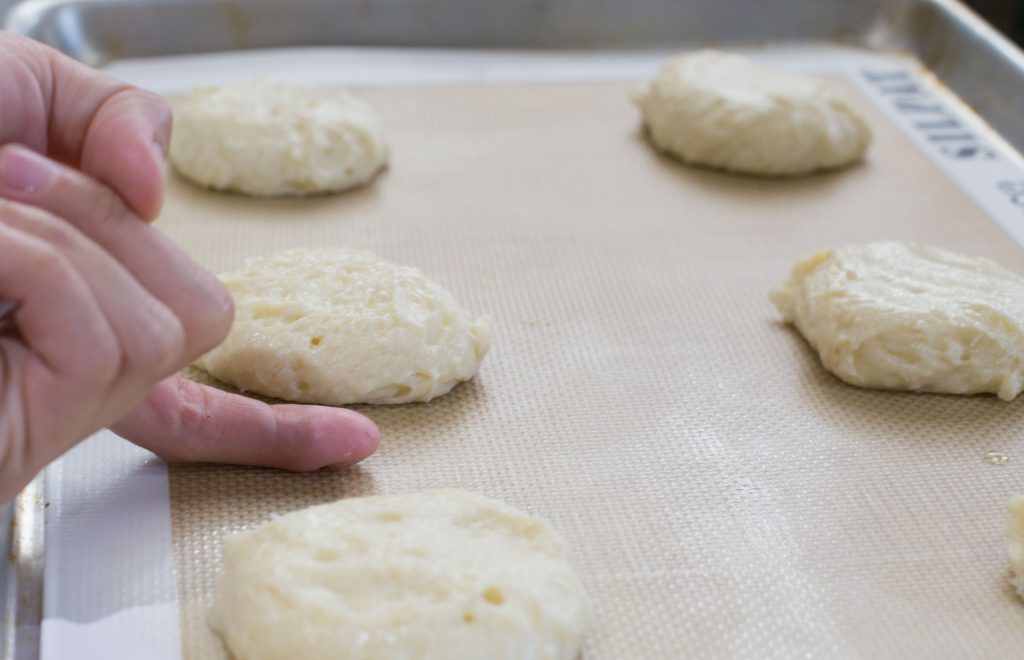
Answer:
[3,0,1024,658]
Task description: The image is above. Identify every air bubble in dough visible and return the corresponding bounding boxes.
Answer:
[209,489,592,660]
[632,50,871,176]
[772,241,1024,399]
[194,248,491,405]
[169,80,388,196]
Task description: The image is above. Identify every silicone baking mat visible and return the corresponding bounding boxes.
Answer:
[148,64,1024,658]
[24,46,1024,660]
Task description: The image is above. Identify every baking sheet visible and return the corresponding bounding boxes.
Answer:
[39,46,1024,658]
[41,435,180,659]
[13,0,1024,162]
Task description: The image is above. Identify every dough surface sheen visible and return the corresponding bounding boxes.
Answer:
[772,241,1024,400]
[194,248,491,405]
[210,489,591,660]
[633,50,871,176]
[170,80,388,196]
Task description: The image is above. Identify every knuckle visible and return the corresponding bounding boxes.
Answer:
[129,302,187,376]
[1,201,80,250]
[20,236,71,285]
[154,317,187,370]
[87,337,123,386]
[84,184,122,229]
[172,380,212,453]
[147,324,186,374]
[72,323,121,387]
[14,234,123,385]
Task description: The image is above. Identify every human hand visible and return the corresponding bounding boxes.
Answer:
[0,31,171,220]
[0,144,380,501]
[0,34,380,500]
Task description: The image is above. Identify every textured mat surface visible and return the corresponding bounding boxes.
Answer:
[163,79,1024,659]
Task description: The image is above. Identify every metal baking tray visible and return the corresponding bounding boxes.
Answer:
[3,0,1024,658]
[8,0,1024,151]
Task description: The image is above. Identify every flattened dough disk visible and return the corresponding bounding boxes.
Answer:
[210,489,591,660]
[633,50,870,176]
[170,80,388,196]
[772,241,1024,399]
[194,248,491,405]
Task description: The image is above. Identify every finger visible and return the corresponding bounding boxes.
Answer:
[0,199,186,405]
[111,376,381,471]
[0,33,171,220]
[0,144,232,358]
[72,87,171,222]
[0,222,116,384]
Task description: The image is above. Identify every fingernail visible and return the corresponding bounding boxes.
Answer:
[0,147,58,194]
[325,414,381,469]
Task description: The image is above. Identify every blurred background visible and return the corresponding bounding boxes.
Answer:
[0,0,1021,51]
[0,0,1019,52]
[968,0,1024,44]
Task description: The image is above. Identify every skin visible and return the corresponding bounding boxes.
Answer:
[0,33,380,502]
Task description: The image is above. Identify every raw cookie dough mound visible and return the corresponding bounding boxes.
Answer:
[170,80,388,196]
[1008,495,1024,600]
[771,241,1024,400]
[210,489,592,660]
[632,50,871,176]
[194,248,491,404]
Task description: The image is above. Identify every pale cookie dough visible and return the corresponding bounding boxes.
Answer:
[210,489,592,660]
[169,80,388,196]
[194,248,491,405]
[772,241,1024,400]
[1008,495,1024,600]
[632,50,871,176]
